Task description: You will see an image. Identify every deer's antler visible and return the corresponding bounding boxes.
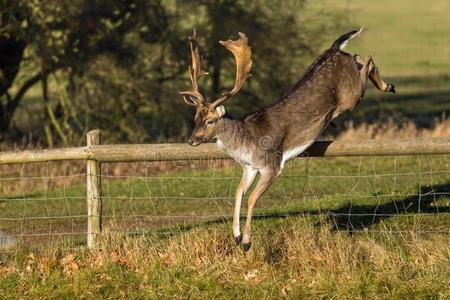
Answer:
[209,32,252,110]
[179,29,209,107]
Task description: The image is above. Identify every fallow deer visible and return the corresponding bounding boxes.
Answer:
[180,28,395,251]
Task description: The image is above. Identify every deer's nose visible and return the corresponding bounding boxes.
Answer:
[188,137,202,146]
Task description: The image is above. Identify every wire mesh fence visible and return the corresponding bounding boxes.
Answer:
[1,147,449,250]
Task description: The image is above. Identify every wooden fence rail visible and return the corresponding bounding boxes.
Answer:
[1,131,450,248]
[1,137,450,165]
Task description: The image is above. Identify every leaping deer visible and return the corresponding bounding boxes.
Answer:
[180,29,395,251]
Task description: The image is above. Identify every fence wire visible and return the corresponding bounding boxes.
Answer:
[1,154,449,250]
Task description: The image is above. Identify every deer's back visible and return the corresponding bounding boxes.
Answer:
[243,48,361,151]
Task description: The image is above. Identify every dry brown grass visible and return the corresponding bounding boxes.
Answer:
[0,161,85,196]
[0,159,234,196]
[2,218,449,298]
[336,118,449,140]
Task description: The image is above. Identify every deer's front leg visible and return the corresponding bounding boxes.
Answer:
[242,167,279,251]
[233,166,258,244]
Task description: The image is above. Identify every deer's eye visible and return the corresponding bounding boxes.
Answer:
[206,119,216,126]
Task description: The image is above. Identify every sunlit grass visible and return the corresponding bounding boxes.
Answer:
[1,154,449,298]
[311,0,450,76]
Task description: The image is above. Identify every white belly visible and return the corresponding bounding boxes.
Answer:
[281,141,314,169]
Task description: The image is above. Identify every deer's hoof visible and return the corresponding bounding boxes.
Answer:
[235,235,242,245]
[387,84,396,93]
[242,242,252,252]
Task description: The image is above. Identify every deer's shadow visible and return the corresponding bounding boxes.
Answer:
[253,182,450,232]
[137,182,450,238]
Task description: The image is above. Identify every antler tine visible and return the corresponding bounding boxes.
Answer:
[179,29,208,107]
[210,32,252,110]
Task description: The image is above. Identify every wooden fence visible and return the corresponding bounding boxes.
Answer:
[1,130,450,248]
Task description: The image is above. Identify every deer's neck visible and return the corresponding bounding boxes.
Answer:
[215,118,254,165]
[215,117,244,147]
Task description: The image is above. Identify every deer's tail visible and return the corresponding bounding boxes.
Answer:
[331,28,363,50]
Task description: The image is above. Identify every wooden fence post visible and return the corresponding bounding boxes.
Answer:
[86,129,102,249]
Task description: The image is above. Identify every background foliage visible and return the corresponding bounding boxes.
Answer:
[0,0,348,146]
[1,0,449,147]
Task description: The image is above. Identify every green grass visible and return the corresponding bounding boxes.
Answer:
[1,155,449,298]
[314,0,450,76]
[1,155,449,239]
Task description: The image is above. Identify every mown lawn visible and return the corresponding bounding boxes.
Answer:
[1,154,449,298]
[313,0,450,76]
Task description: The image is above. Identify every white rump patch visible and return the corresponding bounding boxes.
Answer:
[281,141,314,169]
[340,27,363,50]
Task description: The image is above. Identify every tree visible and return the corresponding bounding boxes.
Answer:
[0,0,168,143]
[0,0,348,145]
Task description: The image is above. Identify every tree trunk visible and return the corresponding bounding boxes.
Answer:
[209,0,224,96]
[0,36,26,139]
[0,72,42,140]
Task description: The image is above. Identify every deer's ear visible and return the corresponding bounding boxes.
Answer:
[215,105,226,117]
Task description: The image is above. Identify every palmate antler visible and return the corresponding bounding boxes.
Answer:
[209,32,252,110]
[179,29,209,107]
[180,30,252,109]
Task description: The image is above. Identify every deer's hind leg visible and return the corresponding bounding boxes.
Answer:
[354,55,395,93]
[241,166,279,252]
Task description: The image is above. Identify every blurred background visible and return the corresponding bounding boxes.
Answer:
[0,0,449,148]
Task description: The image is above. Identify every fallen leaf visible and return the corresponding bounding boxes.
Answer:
[61,253,78,276]
[244,269,258,281]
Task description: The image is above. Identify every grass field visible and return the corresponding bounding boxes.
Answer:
[315,0,450,76]
[1,154,449,298]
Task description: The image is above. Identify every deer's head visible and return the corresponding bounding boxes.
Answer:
[180,30,252,146]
